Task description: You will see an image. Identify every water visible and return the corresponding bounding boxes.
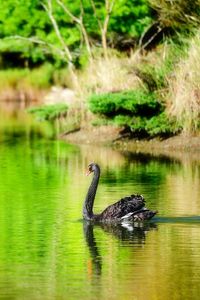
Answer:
[0,106,200,299]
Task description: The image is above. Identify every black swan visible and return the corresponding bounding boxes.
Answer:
[83,163,157,222]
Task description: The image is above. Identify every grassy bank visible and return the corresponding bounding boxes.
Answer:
[84,33,200,137]
[1,34,200,140]
[79,35,199,138]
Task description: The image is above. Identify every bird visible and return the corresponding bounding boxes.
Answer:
[83,162,157,222]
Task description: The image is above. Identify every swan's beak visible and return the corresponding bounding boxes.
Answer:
[86,169,91,176]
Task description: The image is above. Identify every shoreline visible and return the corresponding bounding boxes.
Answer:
[61,125,200,157]
[61,125,200,150]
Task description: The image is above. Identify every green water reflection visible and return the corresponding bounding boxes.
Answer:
[0,108,200,299]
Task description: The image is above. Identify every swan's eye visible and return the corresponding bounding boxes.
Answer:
[89,164,94,172]
[88,163,94,171]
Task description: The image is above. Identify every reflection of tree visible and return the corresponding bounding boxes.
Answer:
[83,221,157,277]
[104,151,181,186]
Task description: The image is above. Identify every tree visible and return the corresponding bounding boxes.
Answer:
[0,0,153,67]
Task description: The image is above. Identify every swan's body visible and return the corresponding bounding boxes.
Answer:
[83,163,157,222]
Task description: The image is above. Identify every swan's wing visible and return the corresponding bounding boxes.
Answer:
[121,209,157,222]
[100,194,145,220]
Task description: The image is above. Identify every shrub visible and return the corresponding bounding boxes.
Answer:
[88,89,181,137]
[117,113,180,138]
[129,116,148,137]
[113,115,132,127]
[145,112,181,137]
[88,90,162,117]
[28,104,68,121]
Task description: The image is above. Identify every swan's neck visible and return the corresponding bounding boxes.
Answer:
[83,166,100,220]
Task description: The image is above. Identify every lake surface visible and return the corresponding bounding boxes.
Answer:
[0,106,200,300]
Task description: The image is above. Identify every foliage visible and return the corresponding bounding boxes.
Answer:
[112,113,180,137]
[109,0,153,38]
[89,90,162,116]
[0,0,153,66]
[88,89,180,137]
[113,115,133,127]
[144,112,181,136]
[129,116,148,135]
[28,103,68,121]
[0,0,53,65]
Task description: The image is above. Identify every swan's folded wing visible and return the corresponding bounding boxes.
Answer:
[100,194,145,220]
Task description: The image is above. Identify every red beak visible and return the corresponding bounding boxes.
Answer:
[86,169,91,176]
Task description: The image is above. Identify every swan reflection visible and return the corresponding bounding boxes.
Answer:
[83,221,157,276]
[83,222,102,276]
[100,221,157,243]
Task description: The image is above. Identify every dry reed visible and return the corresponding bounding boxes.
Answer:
[168,33,200,133]
[77,51,144,97]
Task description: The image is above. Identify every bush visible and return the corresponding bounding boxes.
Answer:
[88,90,162,117]
[113,115,132,127]
[129,116,148,137]
[145,112,181,137]
[113,113,179,138]
[88,89,181,138]
[28,104,68,121]
[115,113,180,138]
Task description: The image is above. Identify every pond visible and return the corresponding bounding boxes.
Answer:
[0,105,200,300]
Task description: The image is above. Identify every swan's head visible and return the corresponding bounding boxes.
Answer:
[86,163,99,176]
